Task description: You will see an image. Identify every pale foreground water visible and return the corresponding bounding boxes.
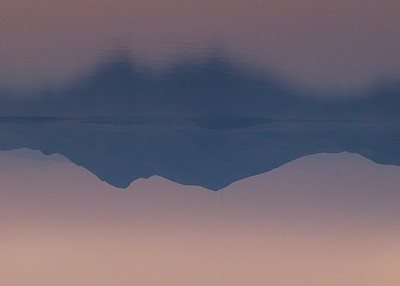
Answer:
[0,150,399,285]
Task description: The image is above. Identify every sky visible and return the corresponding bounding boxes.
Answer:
[0,0,399,90]
[1,150,400,285]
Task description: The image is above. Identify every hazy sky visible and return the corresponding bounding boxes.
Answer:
[1,150,400,285]
[0,0,399,90]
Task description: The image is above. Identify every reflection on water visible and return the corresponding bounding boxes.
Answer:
[1,0,399,90]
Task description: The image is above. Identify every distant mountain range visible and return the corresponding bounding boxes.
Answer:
[0,55,399,190]
[1,149,400,223]
[0,118,399,190]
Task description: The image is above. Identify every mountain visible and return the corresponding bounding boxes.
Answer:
[0,117,399,190]
[0,56,398,190]
[1,149,399,224]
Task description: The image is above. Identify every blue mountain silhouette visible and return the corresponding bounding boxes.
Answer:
[0,55,399,189]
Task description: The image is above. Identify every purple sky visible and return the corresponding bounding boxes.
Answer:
[1,150,400,285]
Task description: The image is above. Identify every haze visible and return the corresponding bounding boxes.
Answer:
[1,150,400,285]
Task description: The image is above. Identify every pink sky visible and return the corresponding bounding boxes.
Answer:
[1,150,400,285]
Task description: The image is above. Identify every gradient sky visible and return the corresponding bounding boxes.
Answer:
[1,150,400,285]
[1,0,399,90]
